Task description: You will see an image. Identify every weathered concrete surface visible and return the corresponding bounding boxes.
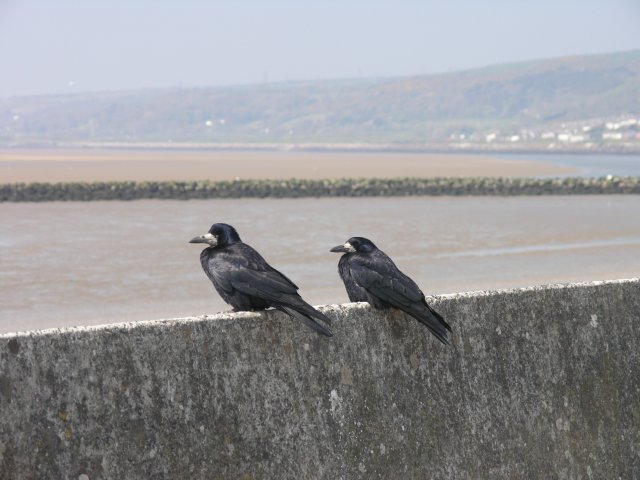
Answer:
[1,279,639,479]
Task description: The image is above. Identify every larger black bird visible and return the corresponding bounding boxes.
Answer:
[330,237,451,344]
[190,223,333,337]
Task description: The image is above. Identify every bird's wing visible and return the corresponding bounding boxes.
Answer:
[350,252,451,344]
[229,268,300,301]
[223,247,334,335]
[202,243,333,336]
[205,244,299,300]
[349,253,424,308]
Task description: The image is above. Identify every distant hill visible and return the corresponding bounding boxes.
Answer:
[1,50,639,147]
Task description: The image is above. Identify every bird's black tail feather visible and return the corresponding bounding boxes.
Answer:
[279,302,334,337]
[407,303,451,345]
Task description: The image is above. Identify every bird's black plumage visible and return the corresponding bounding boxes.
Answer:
[331,237,451,344]
[190,223,333,337]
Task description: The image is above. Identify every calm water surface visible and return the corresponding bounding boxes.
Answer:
[2,196,639,333]
[499,153,640,177]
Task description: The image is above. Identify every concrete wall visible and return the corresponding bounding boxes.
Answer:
[1,279,639,479]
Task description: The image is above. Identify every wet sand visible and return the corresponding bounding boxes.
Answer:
[1,195,638,333]
[0,149,575,182]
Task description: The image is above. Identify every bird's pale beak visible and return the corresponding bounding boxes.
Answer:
[330,242,354,253]
[189,233,217,246]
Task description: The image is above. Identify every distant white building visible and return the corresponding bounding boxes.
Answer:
[602,132,623,140]
[541,132,556,140]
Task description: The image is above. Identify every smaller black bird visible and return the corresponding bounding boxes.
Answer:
[190,223,333,337]
[330,237,451,344]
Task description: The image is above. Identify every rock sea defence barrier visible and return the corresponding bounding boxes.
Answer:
[1,176,639,201]
[1,279,639,478]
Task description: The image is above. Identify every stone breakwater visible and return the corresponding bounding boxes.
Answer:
[1,176,639,201]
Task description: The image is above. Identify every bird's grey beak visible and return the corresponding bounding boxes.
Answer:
[189,233,217,246]
[330,242,354,253]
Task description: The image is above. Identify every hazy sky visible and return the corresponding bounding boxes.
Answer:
[1,0,638,96]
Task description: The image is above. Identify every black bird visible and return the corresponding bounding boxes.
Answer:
[330,237,451,344]
[190,223,333,337]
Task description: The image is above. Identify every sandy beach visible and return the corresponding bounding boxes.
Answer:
[0,148,575,183]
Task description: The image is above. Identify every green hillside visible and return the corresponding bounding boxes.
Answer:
[1,50,639,145]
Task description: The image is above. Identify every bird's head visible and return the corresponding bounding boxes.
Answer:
[330,236,377,254]
[189,223,241,248]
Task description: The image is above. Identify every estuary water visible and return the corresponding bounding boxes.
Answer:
[496,153,640,177]
[1,195,639,333]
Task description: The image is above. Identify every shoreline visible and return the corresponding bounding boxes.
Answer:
[1,141,639,155]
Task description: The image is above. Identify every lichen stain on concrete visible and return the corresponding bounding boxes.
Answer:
[180,324,193,340]
[7,339,19,354]
[0,376,11,402]
[329,389,343,420]
[340,366,353,385]
[409,353,420,370]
